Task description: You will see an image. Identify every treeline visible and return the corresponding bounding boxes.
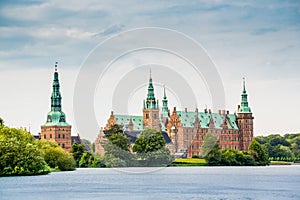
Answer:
[72,125,174,168]
[205,141,269,166]
[255,133,300,161]
[0,118,76,176]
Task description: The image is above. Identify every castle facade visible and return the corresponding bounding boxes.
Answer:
[95,72,253,157]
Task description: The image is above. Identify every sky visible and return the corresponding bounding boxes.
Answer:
[0,0,299,141]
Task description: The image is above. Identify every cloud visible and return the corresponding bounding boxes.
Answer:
[94,24,125,37]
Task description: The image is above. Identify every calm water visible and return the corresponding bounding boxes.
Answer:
[0,166,300,200]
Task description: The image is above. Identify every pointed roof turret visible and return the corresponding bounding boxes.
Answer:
[43,62,70,126]
[145,69,158,109]
[238,78,252,113]
[162,85,168,117]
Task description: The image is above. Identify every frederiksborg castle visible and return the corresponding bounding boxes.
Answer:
[95,72,254,157]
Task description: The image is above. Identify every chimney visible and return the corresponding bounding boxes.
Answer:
[209,109,211,114]
[204,108,207,113]
[173,107,176,112]
[238,105,240,110]
[227,110,229,115]
[218,110,221,114]
[185,108,187,112]
[195,108,198,113]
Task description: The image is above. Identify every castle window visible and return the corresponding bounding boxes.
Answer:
[146,114,149,119]
[58,134,60,138]
[62,143,65,148]
[50,134,52,138]
[154,114,156,119]
[44,135,46,139]
[62,134,65,139]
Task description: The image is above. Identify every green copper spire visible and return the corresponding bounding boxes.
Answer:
[145,69,158,109]
[238,78,252,113]
[51,62,62,111]
[43,62,70,126]
[162,85,168,117]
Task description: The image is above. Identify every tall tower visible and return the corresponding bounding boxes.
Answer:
[162,85,169,118]
[143,70,161,130]
[237,78,254,150]
[41,62,72,151]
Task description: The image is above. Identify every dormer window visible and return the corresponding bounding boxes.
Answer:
[47,115,52,122]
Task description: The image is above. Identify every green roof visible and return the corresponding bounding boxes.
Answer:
[115,115,143,131]
[176,111,239,130]
[43,111,71,126]
[238,78,252,113]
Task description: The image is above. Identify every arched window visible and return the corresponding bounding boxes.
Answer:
[62,143,65,148]
[50,134,52,138]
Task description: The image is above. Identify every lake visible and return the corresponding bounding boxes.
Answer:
[1,165,300,200]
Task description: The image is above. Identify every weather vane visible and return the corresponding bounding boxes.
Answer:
[55,62,58,72]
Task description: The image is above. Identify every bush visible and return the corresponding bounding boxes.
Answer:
[102,154,127,168]
[0,126,49,176]
[36,140,76,171]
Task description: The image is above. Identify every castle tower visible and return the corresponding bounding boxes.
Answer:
[41,62,72,151]
[162,85,169,118]
[237,78,254,150]
[143,70,161,130]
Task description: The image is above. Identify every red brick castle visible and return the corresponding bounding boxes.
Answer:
[95,72,253,157]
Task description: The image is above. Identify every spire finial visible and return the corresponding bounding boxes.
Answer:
[150,68,152,79]
[243,77,246,92]
[55,62,58,72]
[163,85,166,98]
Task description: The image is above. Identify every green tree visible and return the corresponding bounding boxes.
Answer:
[132,129,174,167]
[0,125,49,176]
[89,154,106,168]
[104,142,135,167]
[102,154,127,168]
[108,133,130,151]
[79,151,95,168]
[36,140,76,171]
[133,129,165,153]
[236,151,255,166]
[278,145,294,158]
[221,149,239,166]
[103,124,133,166]
[71,142,86,167]
[201,133,218,157]
[205,142,222,166]
[248,140,269,166]
[104,124,123,138]
[143,146,174,167]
